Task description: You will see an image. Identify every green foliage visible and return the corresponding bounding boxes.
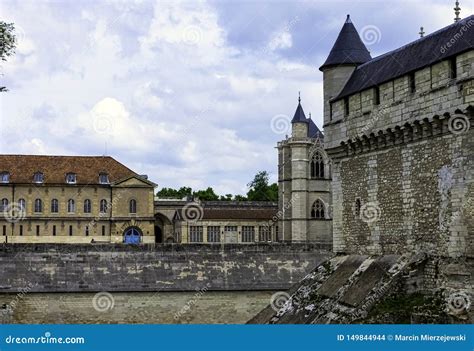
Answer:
[246,171,278,201]
[0,21,17,92]
[156,171,277,202]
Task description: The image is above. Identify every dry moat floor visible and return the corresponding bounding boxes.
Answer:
[0,291,275,324]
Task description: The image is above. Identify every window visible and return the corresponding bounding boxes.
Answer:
[66,173,77,184]
[18,199,26,212]
[449,56,457,79]
[19,225,23,236]
[102,225,106,236]
[0,198,8,212]
[310,152,325,179]
[129,199,137,214]
[100,199,108,213]
[189,226,203,242]
[207,226,220,243]
[259,226,272,242]
[67,199,75,213]
[329,102,333,121]
[355,198,361,218]
[241,226,255,242]
[99,173,109,184]
[52,225,56,236]
[2,225,6,236]
[85,226,89,236]
[69,225,73,236]
[36,225,40,236]
[311,199,325,219]
[409,72,416,93]
[33,172,44,183]
[84,199,91,213]
[344,97,349,116]
[224,226,237,232]
[51,199,59,213]
[34,199,43,213]
[374,86,380,105]
[0,172,10,183]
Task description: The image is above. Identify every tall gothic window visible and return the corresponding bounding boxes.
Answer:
[51,199,59,213]
[100,199,108,213]
[67,199,75,213]
[0,198,8,212]
[310,152,325,179]
[311,199,325,219]
[34,199,43,213]
[129,199,137,214]
[84,199,91,213]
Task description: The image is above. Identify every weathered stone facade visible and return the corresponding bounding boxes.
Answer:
[277,101,332,245]
[322,19,473,259]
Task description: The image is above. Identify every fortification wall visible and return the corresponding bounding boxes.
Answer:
[0,243,332,293]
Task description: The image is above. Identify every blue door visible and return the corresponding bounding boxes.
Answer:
[124,227,141,244]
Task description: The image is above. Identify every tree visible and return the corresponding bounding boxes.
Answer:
[156,186,192,199]
[0,21,17,92]
[246,171,278,201]
[193,187,219,201]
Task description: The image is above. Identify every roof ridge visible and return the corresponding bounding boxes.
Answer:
[356,15,474,71]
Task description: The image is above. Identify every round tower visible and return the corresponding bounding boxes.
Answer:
[319,15,371,125]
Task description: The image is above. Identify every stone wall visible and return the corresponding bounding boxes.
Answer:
[332,130,473,257]
[0,243,331,293]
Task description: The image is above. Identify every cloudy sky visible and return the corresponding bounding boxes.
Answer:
[0,0,472,195]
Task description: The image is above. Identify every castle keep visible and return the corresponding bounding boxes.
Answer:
[321,15,473,258]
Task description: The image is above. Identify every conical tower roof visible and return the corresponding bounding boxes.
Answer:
[291,95,309,124]
[319,15,371,71]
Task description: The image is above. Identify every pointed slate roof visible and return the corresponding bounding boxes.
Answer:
[291,96,309,124]
[307,117,324,139]
[319,15,371,71]
[333,14,474,101]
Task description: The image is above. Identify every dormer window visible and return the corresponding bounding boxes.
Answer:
[33,172,44,183]
[0,172,10,183]
[99,173,109,184]
[66,173,77,184]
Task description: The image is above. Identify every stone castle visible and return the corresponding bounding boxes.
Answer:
[279,14,473,261]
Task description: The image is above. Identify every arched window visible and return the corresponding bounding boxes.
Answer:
[0,198,8,212]
[33,172,44,183]
[34,199,43,213]
[51,199,59,213]
[100,199,108,213]
[311,199,325,219]
[18,198,26,212]
[129,199,137,214]
[84,199,91,213]
[310,152,325,179]
[67,199,75,213]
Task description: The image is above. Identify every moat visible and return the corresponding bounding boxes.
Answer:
[0,291,275,324]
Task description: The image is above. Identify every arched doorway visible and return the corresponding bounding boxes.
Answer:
[154,226,163,243]
[123,227,142,244]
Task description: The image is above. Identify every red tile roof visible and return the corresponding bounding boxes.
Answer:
[0,155,138,185]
